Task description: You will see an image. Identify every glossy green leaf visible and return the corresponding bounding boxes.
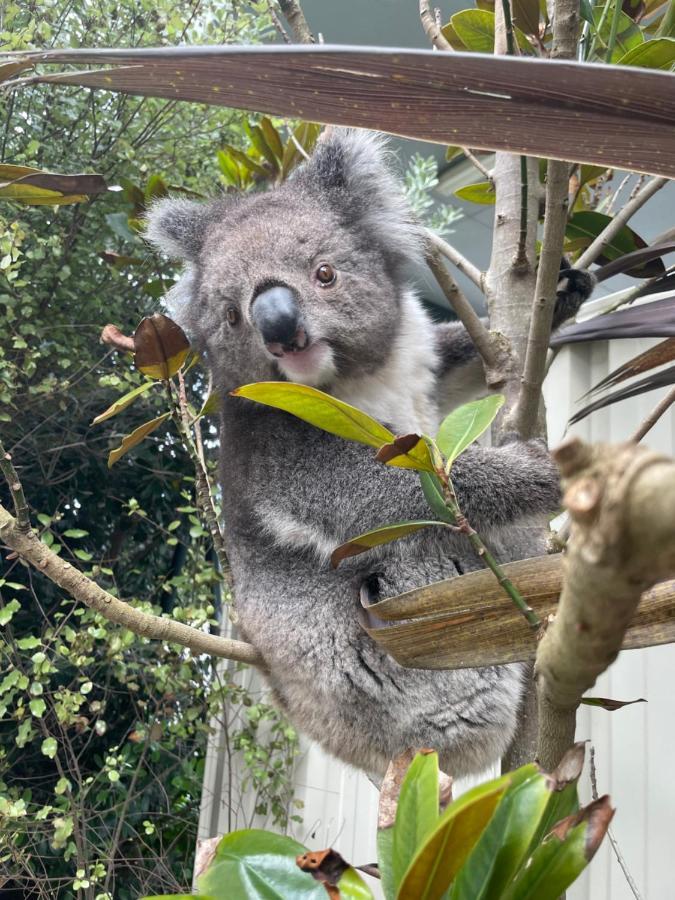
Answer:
[260,117,285,160]
[566,211,663,276]
[450,765,552,900]
[221,144,268,178]
[616,36,675,69]
[377,827,396,900]
[436,395,505,468]
[199,830,324,899]
[197,391,221,418]
[107,413,170,468]
[232,382,395,449]
[338,867,375,899]
[591,5,644,61]
[331,521,448,568]
[454,181,496,205]
[397,774,510,900]
[451,10,532,53]
[392,753,440,893]
[445,146,463,162]
[419,472,456,524]
[500,796,614,900]
[91,381,156,425]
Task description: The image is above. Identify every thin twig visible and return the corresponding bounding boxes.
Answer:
[576,176,669,270]
[425,245,505,385]
[419,0,453,50]
[630,384,675,444]
[463,148,493,183]
[0,438,30,532]
[590,747,645,900]
[425,228,484,291]
[268,2,292,43]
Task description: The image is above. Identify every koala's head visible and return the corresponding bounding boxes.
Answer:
[145,129,424,393]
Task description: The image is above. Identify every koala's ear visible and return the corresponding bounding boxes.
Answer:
[295,128,424,265]
[144,197,212,262]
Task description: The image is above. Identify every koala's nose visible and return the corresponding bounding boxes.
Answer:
[250,284,307,353]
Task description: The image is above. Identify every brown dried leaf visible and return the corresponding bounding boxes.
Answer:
[549,795,615,861]
[584,337,675,396]
[296,848,349,886]
[134,314,190,380]
[580,696,646,711]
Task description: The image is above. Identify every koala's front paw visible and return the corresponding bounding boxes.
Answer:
[554,267,597,329]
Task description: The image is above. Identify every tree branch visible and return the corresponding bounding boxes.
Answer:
[425,228,484,291]
[0,438,30,531]
[630,384,675,444]
[419,0,453,50]
[536,437,675,769]
[575,176,670,270]
[276,0,315,44]
[0,502,263,668]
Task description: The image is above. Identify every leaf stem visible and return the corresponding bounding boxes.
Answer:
[435,466,541,628]
[605,0,623,62]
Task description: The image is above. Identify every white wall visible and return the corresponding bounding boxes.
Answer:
[199,337,675,899]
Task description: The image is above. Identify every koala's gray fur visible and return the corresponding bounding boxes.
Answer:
[145,129,592,777]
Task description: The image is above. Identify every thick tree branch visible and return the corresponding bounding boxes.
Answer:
[276,0,315,44]
[536,437,675,769]
[0,502,263,668]
[575,176,670,270]
[419,0,453,50]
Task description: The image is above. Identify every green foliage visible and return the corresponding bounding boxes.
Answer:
[0,3,306,899]
[403,153,463,237]
[148,751,609,900]
[436,395,505,470]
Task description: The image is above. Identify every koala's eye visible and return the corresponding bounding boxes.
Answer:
[226,306,240,326]
[315,263,337,287]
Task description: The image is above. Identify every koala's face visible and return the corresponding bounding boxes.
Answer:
[146,130,423,393]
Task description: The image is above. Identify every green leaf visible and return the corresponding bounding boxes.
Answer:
[221,144,268,178]
[245,121,280,172]
[566,211,662,276]
[232,382,395,449]
[419,472,456,524]
[41,737,58,759]
[440,21,469,50]
[107,413,170,468]
[591,4,644,61]
[616,36,675,69]
[331,521,449,569]
[197,391,220,418]
[63,529,88,539]
[338,868,375,899]
[0,599,21,626]
[17,635,41,649]
[142,896,212,900]
[500,797,614,900]
[397,774,510,900]
[260,117,285,160]
[512,0,541,34]
[377,827,396,900]
[454,181,496,205]
[91,380,156,424]
[451,9,532,53]
[198,829,324,899]
[436,395,505,468]
[450,765,552,900]
[392,752,440,893]
[29,698,46,718]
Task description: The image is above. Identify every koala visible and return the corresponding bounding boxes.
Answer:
[145,130,594,778]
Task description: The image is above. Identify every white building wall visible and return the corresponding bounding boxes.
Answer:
[200,337,675,899]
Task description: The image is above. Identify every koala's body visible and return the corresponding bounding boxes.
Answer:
[146,130,593,777]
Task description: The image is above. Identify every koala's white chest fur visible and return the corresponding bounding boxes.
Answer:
[331,290,440,435]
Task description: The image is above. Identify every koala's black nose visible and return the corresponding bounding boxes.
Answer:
[250,284,307,353]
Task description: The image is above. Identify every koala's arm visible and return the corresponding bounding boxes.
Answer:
[434,267,596,406]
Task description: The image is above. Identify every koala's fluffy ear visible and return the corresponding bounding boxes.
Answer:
[144,197,212,262]
[295,128,424,266]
